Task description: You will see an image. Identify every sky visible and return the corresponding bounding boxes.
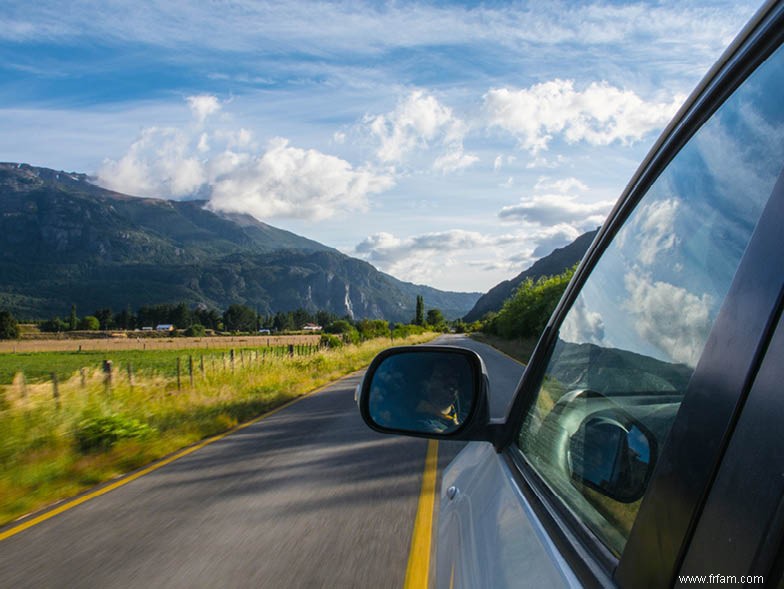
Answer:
[0,0,761,293]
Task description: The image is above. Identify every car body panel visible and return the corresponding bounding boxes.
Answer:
[437,442,580,589]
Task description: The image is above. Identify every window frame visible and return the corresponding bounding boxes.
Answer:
[493,1,784,586]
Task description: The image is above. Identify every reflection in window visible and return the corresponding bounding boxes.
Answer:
[517,44,784,557]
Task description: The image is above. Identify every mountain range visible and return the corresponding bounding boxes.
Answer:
[0,163,481,322]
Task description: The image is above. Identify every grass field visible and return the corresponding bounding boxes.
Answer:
[0,339,320,385]
[0,332,437,526]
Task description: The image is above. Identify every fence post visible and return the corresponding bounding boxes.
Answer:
[188,355,194,387]
[176,357,182,391]
[103,360,113,395]
[51,372,60,410]
[200,355,205,378]
[230,349,235,372]
[80,368,87,389]
[288,344,294,358]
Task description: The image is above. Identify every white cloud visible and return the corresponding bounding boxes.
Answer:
[187,94,221,124]
[484,80,684,153]
[617,198,680,266]
[208,138,393,221]
[354,229,503,287]
[365,90,473,173]
[96,96,393,220]
[561,294,606,346]
[623,271,713,367]
[97,126,206,198]
[433,149,479,174]
[499,193,612,229]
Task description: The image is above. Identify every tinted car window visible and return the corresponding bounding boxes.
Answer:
[516,44,784,556]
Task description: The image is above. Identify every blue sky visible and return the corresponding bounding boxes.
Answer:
[0,0,760,292]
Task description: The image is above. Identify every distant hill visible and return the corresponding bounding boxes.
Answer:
[463,229,598,322]
[0,163,480,321]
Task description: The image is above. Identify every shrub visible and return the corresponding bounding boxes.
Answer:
[486,265,576,340]
[78,316,100,331]
[320,334,343,349]
[184,324,206,337]
[74,411,157,453]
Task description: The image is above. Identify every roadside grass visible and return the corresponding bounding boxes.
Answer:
[469,332,538,365]
[0,333,436,526]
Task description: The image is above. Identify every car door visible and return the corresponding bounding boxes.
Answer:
[437,3,784,587]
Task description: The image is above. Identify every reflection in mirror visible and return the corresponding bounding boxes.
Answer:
[368,351,475,434]
[568,414,656,503]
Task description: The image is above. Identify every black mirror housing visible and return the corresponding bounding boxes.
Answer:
[358,346,492,441]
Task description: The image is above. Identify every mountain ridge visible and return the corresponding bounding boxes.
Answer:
[463,229,598,322]
[0,163,480,321]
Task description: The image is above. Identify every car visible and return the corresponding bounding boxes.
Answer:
[357,1,784,586]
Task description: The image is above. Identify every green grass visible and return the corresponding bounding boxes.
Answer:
[0,345,318,385]
[0,333,437,526]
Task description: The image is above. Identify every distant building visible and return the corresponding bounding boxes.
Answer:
[302,323,322,332]
[156,324,174,332]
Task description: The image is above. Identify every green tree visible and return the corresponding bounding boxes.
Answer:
[223,304,257,332]
[40,316,69,333]
[171,303,192,329]
[324,319,360,344]
[415,295,425,326]
[0,310,20,340]
[488,265,576,339]
[69,304,78,331]
[94,308,114,330]
[78,315,100,331]
[426,308,446,330]
[184,324,206,337]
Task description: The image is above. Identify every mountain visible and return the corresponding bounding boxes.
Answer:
[463,229,598,322]
[0,163,480,321]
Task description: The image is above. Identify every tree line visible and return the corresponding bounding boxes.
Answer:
[0,297,453,341]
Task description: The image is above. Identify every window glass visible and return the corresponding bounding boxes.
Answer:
[517,44,784,557]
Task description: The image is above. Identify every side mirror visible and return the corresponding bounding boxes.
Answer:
[358,346,488,438]
[568,410,657,503]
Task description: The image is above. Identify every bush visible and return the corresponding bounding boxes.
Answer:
[78,316,100,331]
[320,333,343,349]
[75,411,157,453]
[486,266,576,340]
[324,320,360,344]
[184,324,206,337]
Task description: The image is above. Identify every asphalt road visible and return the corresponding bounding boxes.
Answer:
[0,335,524,588]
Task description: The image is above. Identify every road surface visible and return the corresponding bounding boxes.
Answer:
[0,335,524,588]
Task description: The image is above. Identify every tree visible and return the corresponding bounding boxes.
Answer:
[69,304,78,331]
[78,315,100,331]
[223,304,257,332]
[415,295,425,326]
[0,310,20,340]
[40,316,69,333]
[94,308,114,330]
[171,303,192,329]
[487,265,576,340]
[426,308,446,330]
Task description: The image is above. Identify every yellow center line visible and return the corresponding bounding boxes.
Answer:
[404,439,439,589]
[0,380,342,543]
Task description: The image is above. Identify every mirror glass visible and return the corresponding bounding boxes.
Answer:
[367,351,476,434]
[568,414,655,503]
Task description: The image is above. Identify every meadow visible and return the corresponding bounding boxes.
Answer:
[0,332,436,526]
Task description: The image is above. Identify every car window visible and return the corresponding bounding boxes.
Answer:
[515,43,784,557]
